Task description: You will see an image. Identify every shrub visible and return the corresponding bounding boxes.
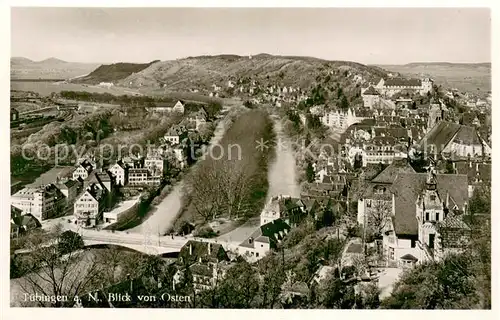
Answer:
[193,224,217,238]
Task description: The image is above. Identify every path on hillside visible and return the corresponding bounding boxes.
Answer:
[217,116,301,243]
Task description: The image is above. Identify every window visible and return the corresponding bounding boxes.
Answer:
[425,212,430,221]
[411,239,416,248]
[256,252,259,257]
[366,200,372,208]
[430,195,436,201]
[436,212,440,221]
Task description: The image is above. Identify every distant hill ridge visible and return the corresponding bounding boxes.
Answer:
[74,60,160,84]
[403,62,491,68]
[88,54,389,91]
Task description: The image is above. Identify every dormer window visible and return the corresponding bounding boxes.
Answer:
[430,195,436,201]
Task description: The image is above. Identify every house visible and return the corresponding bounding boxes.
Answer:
[238,218,291,261]
[121,155,143,169]
[172,100,185,114]
[362,136,407,167]
[144,155,166,177]
[361,86,381,109]
[10,107,19,122]
[109,161,127,186]
[427,100,446,130]
[11,184,66,222]
[320,107,372,130]
[11,205,41,238]
[11,210,41,238]
[148,102,172,113]
[453,160,491,197]
[175,241,231,293]
[187,109,208,130]
[96,171,114,192]
[72,160,94,180]
[164,125,188,145]
[340,239,364,275]
[394,98,413,109]
[128,168,150,186]
[381,167,469,267]
[57,179,81,204]
[419,121,491,159]
[357,158,416,225]
[260,195,307,227]
[74,183,106,228]
[84,170,114,193]
[376,77,433,97]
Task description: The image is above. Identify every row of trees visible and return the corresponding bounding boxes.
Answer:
[184,109,275,222]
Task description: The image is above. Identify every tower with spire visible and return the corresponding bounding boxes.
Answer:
[415,162,445,251]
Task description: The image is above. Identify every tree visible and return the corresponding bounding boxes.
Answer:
[366,200,392,238]
[259,255,286,308]
[319,275,356,308]
[353,153,363,170]
[305,161,315,183]
[359,282,380,309]
[16,229,104,307]
[57,230,84,255]
[340,95,349,110]
[210,261,260,308]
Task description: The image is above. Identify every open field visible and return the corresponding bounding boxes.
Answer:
[10,81,142,97]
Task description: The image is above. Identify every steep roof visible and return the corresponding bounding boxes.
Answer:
[179,240,229,265]
[453,126,482,145]
[385,78,422,87]
[363,85,380,96]
[419,121,461,154]
[239,219,290,250]
[371,159,416,184]
[87,183,105,202]
[454,161,491,185]
[390,173,468,235]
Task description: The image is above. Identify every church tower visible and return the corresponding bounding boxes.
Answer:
[416,164,444,250]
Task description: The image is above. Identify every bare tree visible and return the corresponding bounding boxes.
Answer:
[366,199,392,238]
[15,229,105,307]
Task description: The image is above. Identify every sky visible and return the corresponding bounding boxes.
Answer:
[11,7,491,65]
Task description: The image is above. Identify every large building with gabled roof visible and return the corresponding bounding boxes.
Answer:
[419,120,491,160]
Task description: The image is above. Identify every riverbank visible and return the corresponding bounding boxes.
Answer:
[124,103,242,235]
[217,114,301,241]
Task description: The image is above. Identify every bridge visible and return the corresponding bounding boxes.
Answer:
[75,228,241,255]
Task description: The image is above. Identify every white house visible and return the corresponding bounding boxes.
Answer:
[238,219,290,262]
[361,86,381,109]
[11,184,66,223]
[74,183,106,228]
[109,162,127,186]
[172,100,185,114]
[72,160,94,180]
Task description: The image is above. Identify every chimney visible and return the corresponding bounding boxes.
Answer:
[207,243,211,255]
[189,243,193,255]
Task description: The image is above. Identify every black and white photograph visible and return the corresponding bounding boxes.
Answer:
[5,3,494,312]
